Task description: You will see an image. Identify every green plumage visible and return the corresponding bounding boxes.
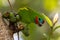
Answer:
[18,7,44,24]
[17,7,45,36]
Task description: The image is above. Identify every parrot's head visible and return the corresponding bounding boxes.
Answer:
[35,16,45,26]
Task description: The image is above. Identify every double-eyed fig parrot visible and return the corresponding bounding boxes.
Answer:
[2,7,45,36]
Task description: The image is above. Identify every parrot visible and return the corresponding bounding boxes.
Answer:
[17,7,45,36]
[2,7,45,36]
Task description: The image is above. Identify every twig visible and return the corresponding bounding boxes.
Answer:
[17,32,19,40]
[7,0,13,10]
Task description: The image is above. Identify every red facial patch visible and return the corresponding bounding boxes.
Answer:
[35,16,39,24]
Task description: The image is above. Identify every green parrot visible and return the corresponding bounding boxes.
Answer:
[2,7,45,36]
[17,7,45,36]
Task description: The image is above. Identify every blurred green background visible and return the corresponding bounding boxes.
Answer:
[0,0,59,14]
[0,0,60,40]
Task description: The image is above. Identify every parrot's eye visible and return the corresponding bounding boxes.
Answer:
[35,16,45,27]
[39,18,44,24]
[38,18,45,26]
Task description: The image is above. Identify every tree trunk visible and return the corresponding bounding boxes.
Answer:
[0,13,14,40]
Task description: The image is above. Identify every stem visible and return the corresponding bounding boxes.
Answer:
[17,32,19,40]
[7,0,13,10]
[49,21,57,40]
[49,27,54,40]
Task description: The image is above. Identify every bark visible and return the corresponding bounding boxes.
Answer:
[0,13,14,40]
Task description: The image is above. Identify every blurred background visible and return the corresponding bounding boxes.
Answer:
[0,0,60,40]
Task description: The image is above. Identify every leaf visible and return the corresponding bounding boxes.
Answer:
[53,13,58,25]
[53,26,60,32]
[42,14,53,27]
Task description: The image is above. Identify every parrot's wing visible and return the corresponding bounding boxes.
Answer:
[21,24,29,36]
[21,23,39,36]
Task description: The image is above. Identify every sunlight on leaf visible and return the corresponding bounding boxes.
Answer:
[53,13,58,25]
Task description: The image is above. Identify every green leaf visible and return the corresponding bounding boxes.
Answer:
[42,14,53,27]
[53,26,60,32]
